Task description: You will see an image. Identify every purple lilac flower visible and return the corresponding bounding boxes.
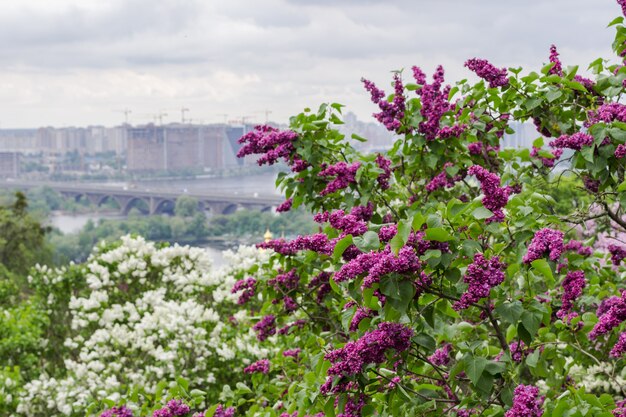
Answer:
[616,144,626,158]
[362,73,406,132]
[504,385,545,417]
[609,244,626,265]
[531,146,563,168]
[237,125,298,167]
[349,306,375,332]
[253,315,276,341]
[619,0,626,17]
[583,176,600,193]
[244,359,270,374]
[549,132,594,150]
[318,161,360,196]
[321,322,413,394]
[586,103,626,127]
[283,296,298,313]
[428,343,452,366]
[465,58,509,88]
[548,45,563,76]
[212,405,235,417]
[308,271,332,303]
[556,270,586,320]
[334,245,422,289]
[610,332,626,357]
[375,154,392,189]
[277,319,307,335]
[563,240,592,257]
[268,269,300,291]
[276,198,293,213]
[283,348,301,359]
[101,406,134,417]
[590,291,626,339]
[378,224,397,242]
[257,233,334,256]
[468,165,511,223]
[231,278,256,305]
[314,209,368,236]
[166,400,190,416]
[522,228,564,264]
[453,253,505,311]
[509,341,533,363]
[426,163,464,192]
[338,395,366,417]
[412,65,454,141]
[573,75,595,90]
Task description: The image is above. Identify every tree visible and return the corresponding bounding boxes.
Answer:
[175,195,199,218]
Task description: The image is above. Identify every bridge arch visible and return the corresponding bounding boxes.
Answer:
[221,203,241,215]
[121,197,150,216]
[153,199,176,215]
[96,195,121,211]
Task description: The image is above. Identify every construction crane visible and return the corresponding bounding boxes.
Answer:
[180,107,190,123]
[154,111,168,125]
[113,109,132,124]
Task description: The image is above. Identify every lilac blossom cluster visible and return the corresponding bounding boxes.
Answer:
[468,165,511,223]
[268,269,300,291]
[530,146,563,168]
[549,132,594,150]
[253,315,276,341]
[426,163,465,192]
[608,244,626,265]
[610,332,626,357]
[504,385,544,417]
[412,65,458,141]
[464,58,509,88]
[468,141,499,156]
[590,291,626,339]
[278,319,307,335]
[428,343,452,366]
[556,270,586,320]
[563,240,593,257]
[153,400,191,417]
[308,271,332,303]
[231,278,257,305]
[334,245,422,289]
[509,341,533,363]
[276,198,293,213]
[522,228,564,264]
[257,233,334,256]
[283,348,301,359]
[244,359,270,374]
[586,103,626,126]
[616,144,626,158]
[212,405,235,417]
[321,322,413,394]
[349,306,375,332]
[375,154,392,189]
[101,406,133,417]
[237,125,298,167]
[362,73,406,132]
[318,162,361,196]
[453,253,505,311]
[548,45,563,76]
[314,209,368,236]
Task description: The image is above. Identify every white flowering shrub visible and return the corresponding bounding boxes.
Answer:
[16,236,271,417]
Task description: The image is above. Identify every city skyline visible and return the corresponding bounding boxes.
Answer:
[0,0,619,128]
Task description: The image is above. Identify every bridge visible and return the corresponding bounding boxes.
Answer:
[0,181,284,216]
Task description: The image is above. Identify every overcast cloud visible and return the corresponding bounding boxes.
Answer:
[0,0,619,128]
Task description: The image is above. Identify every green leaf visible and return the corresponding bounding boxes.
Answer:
[465,356,487,385]
[424,227,453,242]
[351,133,367,142]
[521,310,541,339]
[495,301,524,324]
[353,231,380,252]
[530,259,554,284]
[332,235,353,260]
[546,89,563,102]
[472,206,495,220]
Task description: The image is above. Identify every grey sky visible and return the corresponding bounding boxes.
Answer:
[0,0,619,128]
